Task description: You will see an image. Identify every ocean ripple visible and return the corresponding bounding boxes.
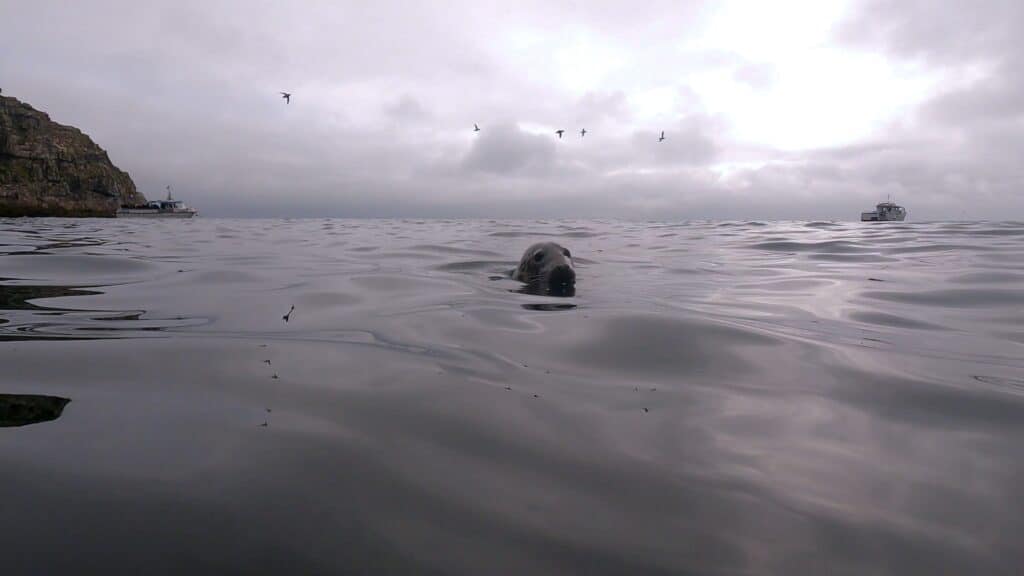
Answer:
[1,217,1022,575]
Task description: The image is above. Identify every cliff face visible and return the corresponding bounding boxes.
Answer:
[0,95,146,217]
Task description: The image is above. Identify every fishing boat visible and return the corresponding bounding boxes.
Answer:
[861,200,906,222]
[117,186,198,218]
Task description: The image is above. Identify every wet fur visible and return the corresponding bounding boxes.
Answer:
[511,242,575,292]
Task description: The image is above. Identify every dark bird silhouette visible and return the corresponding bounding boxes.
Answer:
[283,305,294,322]
[271,374,279,380]
[658,131,665,142]
[259,421,268,427]
[555,129,565,139]
[264,359,271,365]
[474,123,480,132]
[580,128,587,137]
[280,92,291,104]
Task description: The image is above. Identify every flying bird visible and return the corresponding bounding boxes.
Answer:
[658,131,665,142]
[280,92,291,104]
[474,123,480,132]
[555,129,565,139]
[580,128,587,137]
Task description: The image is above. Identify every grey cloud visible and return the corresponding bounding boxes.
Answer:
[838,0,1024,129]
[385,95,431,123]
[642,116,719,166]
[823,0,1024,219]
[837,0,1022,63]
[924,60,1024,126]
[573,91,630,124]
[722,138,1024,220]
[462,124,556,176]
[1,0,1022,219]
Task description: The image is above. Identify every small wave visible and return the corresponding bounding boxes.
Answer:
[861,288,1024,308]
[435,260,512,273]
[408,245,502,256]
[848,311,947,330]
[972,375,1024,395]
[808,253,893,262]
[748,240,872,253]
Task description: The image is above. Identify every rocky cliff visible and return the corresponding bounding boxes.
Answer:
[0,95,146,217]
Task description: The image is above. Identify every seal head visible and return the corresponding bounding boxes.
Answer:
[512,242,576,296]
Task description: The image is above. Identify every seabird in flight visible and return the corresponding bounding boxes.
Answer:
[580,128,586,137]
[658,131,665,142]
[280,92,291,104]
[555,129,565,139]
[474,123,480,132]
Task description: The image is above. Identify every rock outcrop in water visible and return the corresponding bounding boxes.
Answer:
[0,94,146,217]
[0,394,70,427]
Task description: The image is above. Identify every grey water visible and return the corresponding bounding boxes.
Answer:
[1,218,1022,575]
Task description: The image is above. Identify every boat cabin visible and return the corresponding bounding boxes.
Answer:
[861,202,907,222]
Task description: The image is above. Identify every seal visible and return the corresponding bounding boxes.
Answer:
[512,242,576,296]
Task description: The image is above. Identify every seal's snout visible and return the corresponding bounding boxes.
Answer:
[512,242,577,297]
[549,264,576,288]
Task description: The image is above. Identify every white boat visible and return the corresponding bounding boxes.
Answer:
[118,186,197,218]
[861,200,906,222]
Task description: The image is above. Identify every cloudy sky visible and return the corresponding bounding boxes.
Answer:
[2,0,1021,219]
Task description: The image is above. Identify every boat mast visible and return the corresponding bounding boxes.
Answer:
[166,185,173,201]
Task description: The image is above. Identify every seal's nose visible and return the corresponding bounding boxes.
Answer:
[548,265,576,288]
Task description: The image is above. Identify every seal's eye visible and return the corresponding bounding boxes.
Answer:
[533,252,544,262]
[562,249,571,258]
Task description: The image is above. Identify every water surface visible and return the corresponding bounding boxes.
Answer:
[1,218,1022,575]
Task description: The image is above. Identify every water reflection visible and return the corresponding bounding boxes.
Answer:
[0,284,101,310]
[520,302,577,311]
[514,282,576,297]
[0,282,198,341]
[0,394,70,427]
[0,218,1022,574]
